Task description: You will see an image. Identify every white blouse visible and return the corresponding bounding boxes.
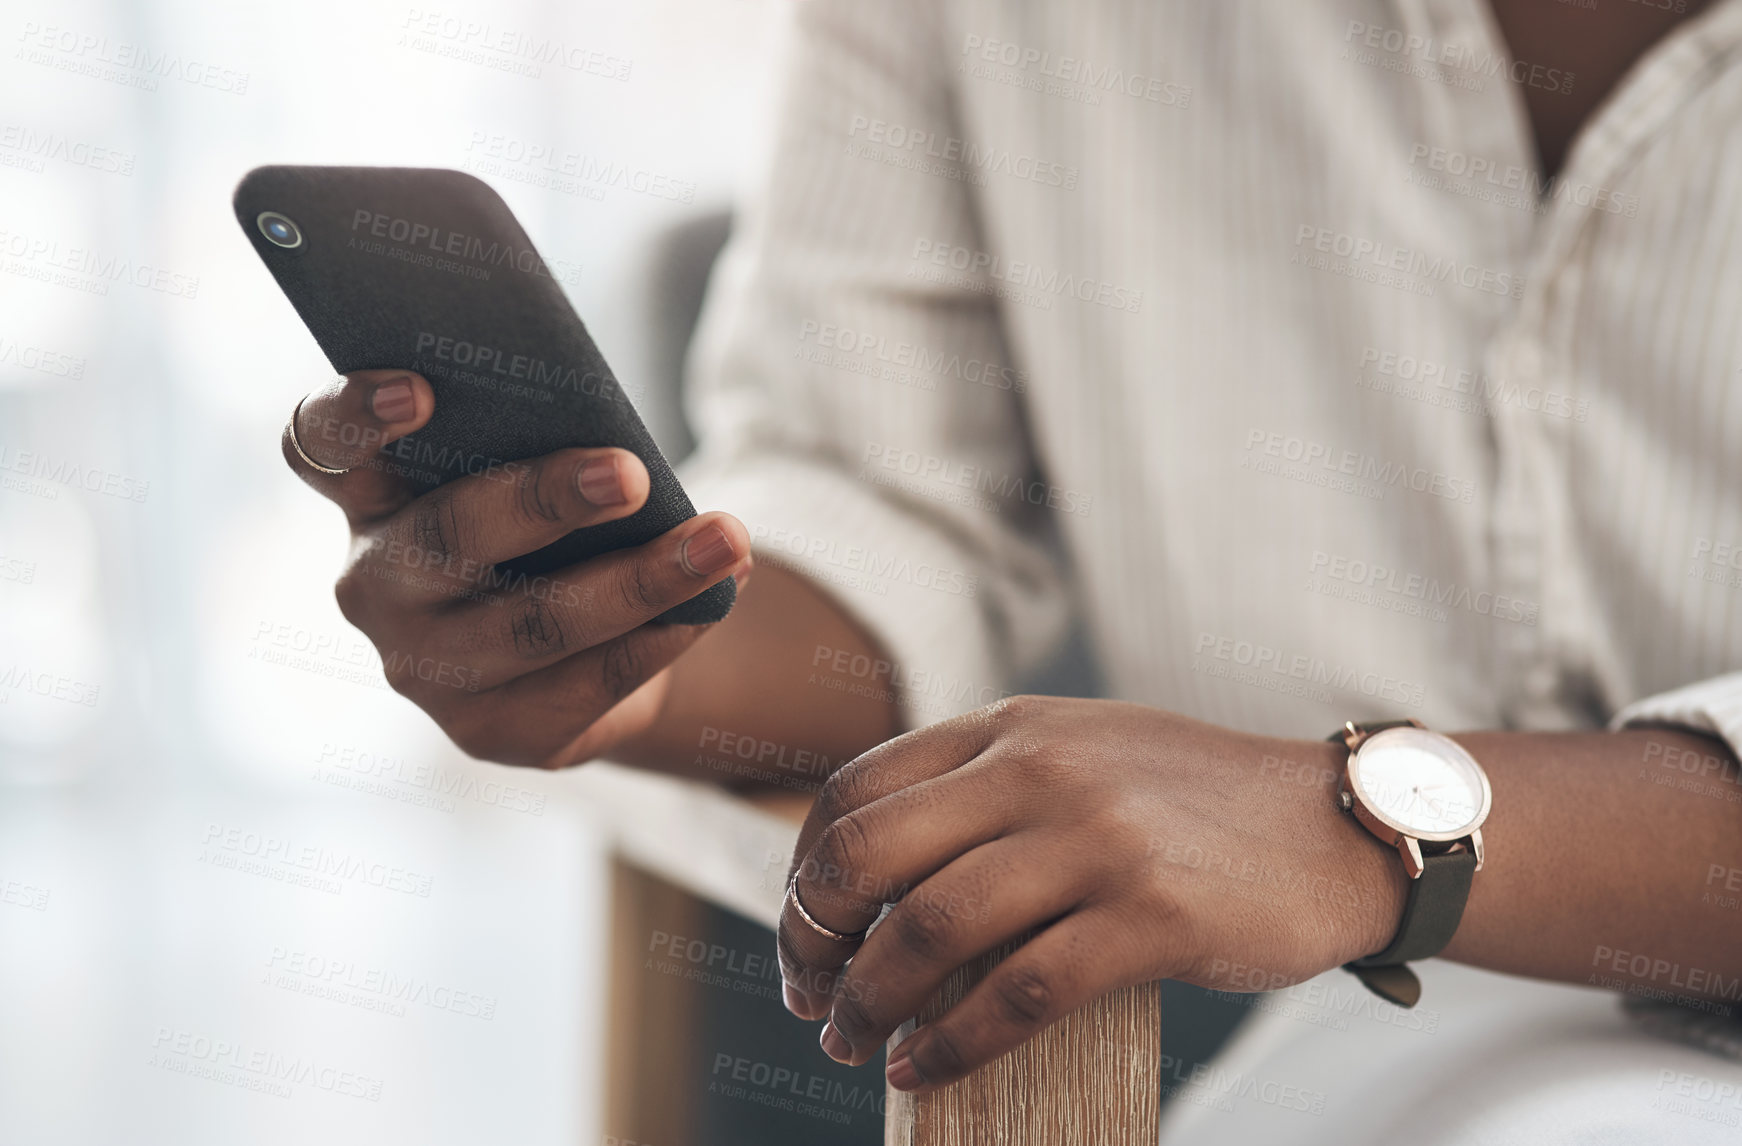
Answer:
[683,0,1742,760]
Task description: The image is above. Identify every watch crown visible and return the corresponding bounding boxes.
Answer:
[1339,790,1354,811]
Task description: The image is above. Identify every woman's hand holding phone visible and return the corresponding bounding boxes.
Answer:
[282,369,753,769]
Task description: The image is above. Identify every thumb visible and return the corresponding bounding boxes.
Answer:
[282,369,436,524]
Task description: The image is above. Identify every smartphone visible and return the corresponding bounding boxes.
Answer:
[233,164,734,625]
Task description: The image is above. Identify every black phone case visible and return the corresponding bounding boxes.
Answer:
[233,164,733,625]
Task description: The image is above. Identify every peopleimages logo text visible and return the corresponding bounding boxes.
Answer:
[1294,224,1523,299]
[413,330,619,401]
[910,239,1143,313]
[347,208,581,285]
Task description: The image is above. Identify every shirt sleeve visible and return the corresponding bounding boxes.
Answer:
[1611,673,1742,1040]
[677,0,1071,730]
[1609,671,1742,763]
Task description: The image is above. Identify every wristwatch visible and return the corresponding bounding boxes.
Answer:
[1330,718,1491,1008]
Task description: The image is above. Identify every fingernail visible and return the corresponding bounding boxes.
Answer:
[680,525,736,577]
[371,379,415,422]
[576,456,625,506]
[819,1021,852,1064]
[782,982,804,1015]
[885,1053,923,1092]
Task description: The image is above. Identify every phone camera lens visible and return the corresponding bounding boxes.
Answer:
[256,211,303,249]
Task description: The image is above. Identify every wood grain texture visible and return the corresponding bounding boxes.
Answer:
[602,859,704,1146]
[884,939,1162,1145]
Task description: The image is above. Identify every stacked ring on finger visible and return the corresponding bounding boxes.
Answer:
[787,878,870,944]
[287,395,353,475]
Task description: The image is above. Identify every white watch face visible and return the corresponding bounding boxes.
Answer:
[1350,728,1489,837]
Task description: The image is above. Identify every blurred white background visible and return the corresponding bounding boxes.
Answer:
[0,0,789,1141]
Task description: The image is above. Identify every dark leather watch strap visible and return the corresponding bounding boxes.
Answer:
[1347,963,1424,1008]
[1344,849,1478,1007]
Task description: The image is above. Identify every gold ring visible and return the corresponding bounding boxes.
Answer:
[787,879,869,944]
[287,395,352,476]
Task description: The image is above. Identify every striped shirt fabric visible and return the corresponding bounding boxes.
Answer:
[681,0,1742,764]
